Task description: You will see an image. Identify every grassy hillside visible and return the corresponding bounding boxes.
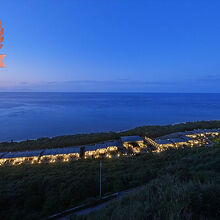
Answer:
[0,120,220,152]
[72,141,220,220]
[1,138,220,219]
[0,153,159,219]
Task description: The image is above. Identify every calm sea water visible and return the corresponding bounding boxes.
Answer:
[0,92,219,142]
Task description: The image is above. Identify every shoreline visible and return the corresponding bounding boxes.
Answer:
[0,120,220,153]
[0,120,200,144]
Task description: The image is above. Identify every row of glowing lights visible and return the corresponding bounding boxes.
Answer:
[151,132,220,152]
[0,148,119,166]
[0,154,80,166]
[155,143,202,153]
[124,142,146,153]
[155,139,213,152]
[4,136,213,165]
[0,133,219,166]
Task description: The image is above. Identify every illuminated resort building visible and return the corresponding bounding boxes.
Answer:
[145,138,173,151]
[121,136,146,153]
[0,141,121,166]
[145,129,220,152]
[185,129,220,139]
[0,129,219,166]
[169,137,194,147]
[0,150,42,166]
[0,147,81,166]
[145,136,202,152]
[84,140,122,159]
[39,147,80,163]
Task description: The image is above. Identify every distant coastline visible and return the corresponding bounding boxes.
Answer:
[0,120,215,144]
[0,120,220,153]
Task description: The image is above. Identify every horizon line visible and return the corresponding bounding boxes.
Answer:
[0,91,220,94]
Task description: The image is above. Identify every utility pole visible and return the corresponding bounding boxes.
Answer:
[99,160,102,198]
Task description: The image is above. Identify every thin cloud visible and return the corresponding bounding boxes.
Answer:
[197,74,220,82]
[0,78,219,92]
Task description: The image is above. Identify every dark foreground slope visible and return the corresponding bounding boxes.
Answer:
[72,143,220,220]
[1,140,220,220]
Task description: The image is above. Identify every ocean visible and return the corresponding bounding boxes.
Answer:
[0,92,219,142]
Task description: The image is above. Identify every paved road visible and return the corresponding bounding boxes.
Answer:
[57,186,143,220]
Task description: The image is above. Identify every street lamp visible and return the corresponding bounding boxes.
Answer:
[99,160,102,198]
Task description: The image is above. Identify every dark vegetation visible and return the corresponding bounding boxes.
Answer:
[73,139,220,220]
[1,138,220,220]
[0,120,220,152]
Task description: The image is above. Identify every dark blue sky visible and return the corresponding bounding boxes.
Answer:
[0,0,220,92]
